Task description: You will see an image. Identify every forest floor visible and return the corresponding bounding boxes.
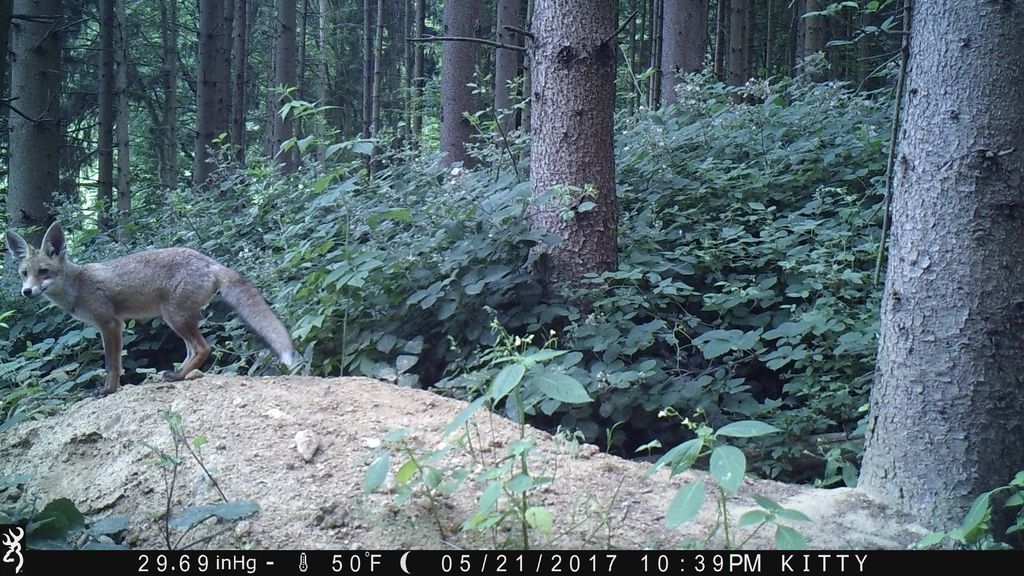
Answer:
[2,375,930,550]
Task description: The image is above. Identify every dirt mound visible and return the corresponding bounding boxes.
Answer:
[0,375,928,549]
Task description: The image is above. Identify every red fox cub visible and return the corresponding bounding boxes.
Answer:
[5,222,295,397]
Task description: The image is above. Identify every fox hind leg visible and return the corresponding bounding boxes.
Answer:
[160,309,211,381]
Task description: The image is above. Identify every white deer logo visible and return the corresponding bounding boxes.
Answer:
[2,527,24,574]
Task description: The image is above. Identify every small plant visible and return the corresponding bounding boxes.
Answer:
[143,408,259,549]
[916,470,1024,550]
[0,474,127,549]
[650,409,810,549]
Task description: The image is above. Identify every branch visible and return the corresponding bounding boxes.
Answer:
[0,98,52,124]
[407,35,526,52]
[604,10,637,46]
[502,25,534,42]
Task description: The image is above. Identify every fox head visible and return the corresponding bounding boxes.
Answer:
[5,222,68,299]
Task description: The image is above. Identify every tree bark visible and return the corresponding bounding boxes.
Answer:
[410,0,424,140]
[727,0,747,86]
[114,0,131,230]
[362,0,373,139]
[7,0,61,244]
[802,0,826,78]
[647,0,662,109]
[713,0,725,80]
[195,0,225,186]
[860,1,1024,530]
[494,0,520,134]
[521,0,534,133]
[231,0,248,165]
[317,0,328,166]
[159,0,179,189]
[272,0,297,173]
[98,0,115,230]
[529,0,618,292]
[660,0,707,106]
[370,0,384,137]
[440,0,481,166]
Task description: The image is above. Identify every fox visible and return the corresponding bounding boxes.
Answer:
[5,222,295,397]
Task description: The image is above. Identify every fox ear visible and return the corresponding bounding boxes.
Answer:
[41,222,66,258]
[5,230,31,261]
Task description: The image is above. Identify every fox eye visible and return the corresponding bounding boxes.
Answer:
[37,268,49,276]
[20,270,27,278]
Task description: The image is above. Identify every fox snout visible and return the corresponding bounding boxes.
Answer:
[21,285,43,298]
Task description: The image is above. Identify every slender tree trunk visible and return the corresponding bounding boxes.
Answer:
[648,0,662,109]
[861,1,1024,530]
[114,0,131,231]
[362,0,374,139]
[440,0,481,166]
[660,0,708,106]
[494,0,520,134]
[727,0,747,86]
[231,0,248,165]
[317,0,329,166]
[713,0,726,80]
[743,0,753,79]
[7,0,61,243]
[370,0,384,137]
[298,0,307,99]
[410,0,424,141]
[272,0,297,173]
[98,0,115,230]
[159,0,179,190]
[764,0,772,75]
[529,0,618,293]
[0,1,10,107]
[521,0,534,133]
[802,0,826,78]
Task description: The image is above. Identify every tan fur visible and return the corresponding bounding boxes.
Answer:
[5,223,295,397]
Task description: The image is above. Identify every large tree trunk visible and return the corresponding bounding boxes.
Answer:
[159,0,179,189]
[7,0,61,244]
[114,0,131,230]
[727,0,747,86]
[440,0,480,166]
[801,0,826,78]
[713,0,725,80]
[195,0,224,187]
[860,1,1024,530]
[0,1,10,106]
[98,0,114,230]
[494,0,520,134]
[529,0,618,293]
[272,0,297,173]
[660,0,707,106]
[231,0,248,165]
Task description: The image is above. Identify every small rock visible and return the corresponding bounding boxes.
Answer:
[295,430,320,462]
[364,438,382,449]
[577,443,600,459]
[265,408,290,420]
[232,397,247,408]
[235,520,252,536]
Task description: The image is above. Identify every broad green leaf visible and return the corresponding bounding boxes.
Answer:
[168,500,259,530]
[710,445,746,494]
[363,452,390,493]
[752,494,781,512]
[738,509,769,528]
[525,507,554,534]
[532,370,591,404]
[395,459,418,486]
[30,498,85,540]
[506,473,534,493]
[478,481,502,514]
[777,508,812,523]
[522,349,568,365]
[775,525,807,550]
[489,363,526,402]
[715,420,781,438]
[666,482,706,527]
[915,532,945,549]
[648,438,703,477]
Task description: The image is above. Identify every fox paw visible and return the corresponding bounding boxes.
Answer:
[93,387,114,398]
[160,370,182,382]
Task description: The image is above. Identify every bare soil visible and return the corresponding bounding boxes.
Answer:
[1,375,930,550]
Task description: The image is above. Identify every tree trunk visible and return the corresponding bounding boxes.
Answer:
[98,0,114,230]
[521,0,534,133]
[713,0,725,80]
[494,0,520,134]
[317,0,329,166]
[727,0,747,86]
[802,0,826,78]
[273,0,297,173]
[410,0,424,140]
[0,1,10,107]
[660,0,707,106]
[7,0,61,243]
[370,0,384,137]
[231,0,248,165]
[114,0,131,230]
[195,0,222,187]
[860,1,1024,530]
[362,0,373,139]
[298,0,307,100]
[647,0,662,109]
[440,0,481,165]
[529,0,618,292]
[159,0,179,189]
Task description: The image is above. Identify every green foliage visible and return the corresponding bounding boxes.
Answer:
[0,474,127,549]
[917,470,1024,550]
[651,411,809,549]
